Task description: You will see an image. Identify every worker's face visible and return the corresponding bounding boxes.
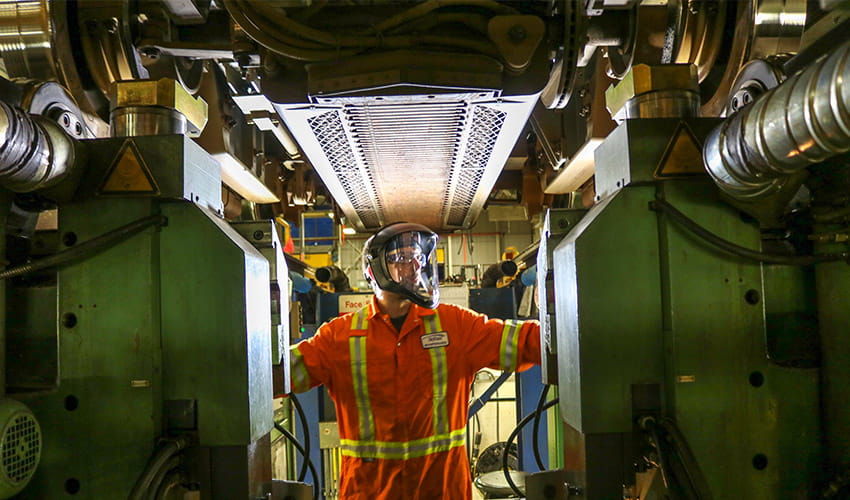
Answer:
[386,247,426,287]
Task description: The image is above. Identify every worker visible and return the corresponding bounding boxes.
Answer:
[287,222,541,499]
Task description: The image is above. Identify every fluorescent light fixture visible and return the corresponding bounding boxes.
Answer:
[342,226,356,235]
[544,137,604,194]
[213,152,280,204]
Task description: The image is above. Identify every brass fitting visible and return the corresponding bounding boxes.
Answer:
[110,78,208,136]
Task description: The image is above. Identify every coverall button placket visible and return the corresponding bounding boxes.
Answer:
[390,317,405,440]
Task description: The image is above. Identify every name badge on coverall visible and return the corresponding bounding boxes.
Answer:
[421,332,449,349]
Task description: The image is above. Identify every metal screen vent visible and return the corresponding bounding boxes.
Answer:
[308,110,382,228]
[0,400,41,492]
[445,106,506,226]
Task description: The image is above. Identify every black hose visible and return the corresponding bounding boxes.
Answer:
[1,214,168,280]
[645,419,674,492]
[650,199,850,265]
[274,421,320,500]
[128,436,187,500]
[502,398,559,497]
[531,385,549,471]
[146,456,179,500]
[153,470,182,500]
[658,419,708,500]
[288,393,311,482]
[643,418,703,500]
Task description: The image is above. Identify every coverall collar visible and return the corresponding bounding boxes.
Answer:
[367,295,437,319]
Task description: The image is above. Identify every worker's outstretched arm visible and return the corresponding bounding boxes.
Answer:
[443,303,541,376]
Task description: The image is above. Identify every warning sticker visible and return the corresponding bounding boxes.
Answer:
[654,123,706,178]
[99,140,160,195]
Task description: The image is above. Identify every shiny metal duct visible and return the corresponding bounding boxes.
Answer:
[703,39,850,200]
[274,89,539,232]
[0,101,75,192]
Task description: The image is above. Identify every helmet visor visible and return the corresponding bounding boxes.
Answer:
[384,231,439,306]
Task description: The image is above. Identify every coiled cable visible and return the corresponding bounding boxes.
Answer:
[274,422,320,500]
[502,398,559,497]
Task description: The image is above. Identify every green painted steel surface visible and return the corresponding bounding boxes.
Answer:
[6,284,58,391]
[538,208,587,385]
[554,186,664,434]
[230,221,291,370]
[19,198,162,498]
[659,180,818,499]
[160,203,273,446]
[814,237,850,471]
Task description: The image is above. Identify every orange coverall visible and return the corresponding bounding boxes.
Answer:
[290,297,541,499]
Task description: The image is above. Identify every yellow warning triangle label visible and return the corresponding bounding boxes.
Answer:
[99,140,160,195]
[654,123,706,178]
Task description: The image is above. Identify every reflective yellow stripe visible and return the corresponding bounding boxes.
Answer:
[289,345,312,393]
[340,428,466,460]
[423,314,449,436]
[349,336,375,441]
[499,320,521,371]
[351,308,368,330]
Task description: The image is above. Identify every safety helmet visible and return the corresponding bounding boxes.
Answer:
[362,222,440,308]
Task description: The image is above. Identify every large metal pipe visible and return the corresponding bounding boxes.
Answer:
[0,101,75,192]
[703,39,850,200]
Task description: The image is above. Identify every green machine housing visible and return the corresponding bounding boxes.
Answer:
[8,135,288,498]
[550,118,820,499]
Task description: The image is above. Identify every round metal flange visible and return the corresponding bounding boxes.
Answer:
[76,0,149,112]
[725,57,787,115]
[615,0,727,111]
[698,0,756,116]
[673,0,726,83]
[603,7,636,79]
[0,1,100,121]
[700,0,805,116]
[173,57,204,95]
[607,0,680,80]
[144,54,205,96]
[540,1,588,109]
[110,105,188,137]
[20,81,89,139]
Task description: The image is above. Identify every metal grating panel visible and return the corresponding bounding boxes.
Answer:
[308,110,382,228]
[444,106,506,226]
[447,168,486,225]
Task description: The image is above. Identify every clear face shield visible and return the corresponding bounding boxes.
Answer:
[383,231,439,307]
